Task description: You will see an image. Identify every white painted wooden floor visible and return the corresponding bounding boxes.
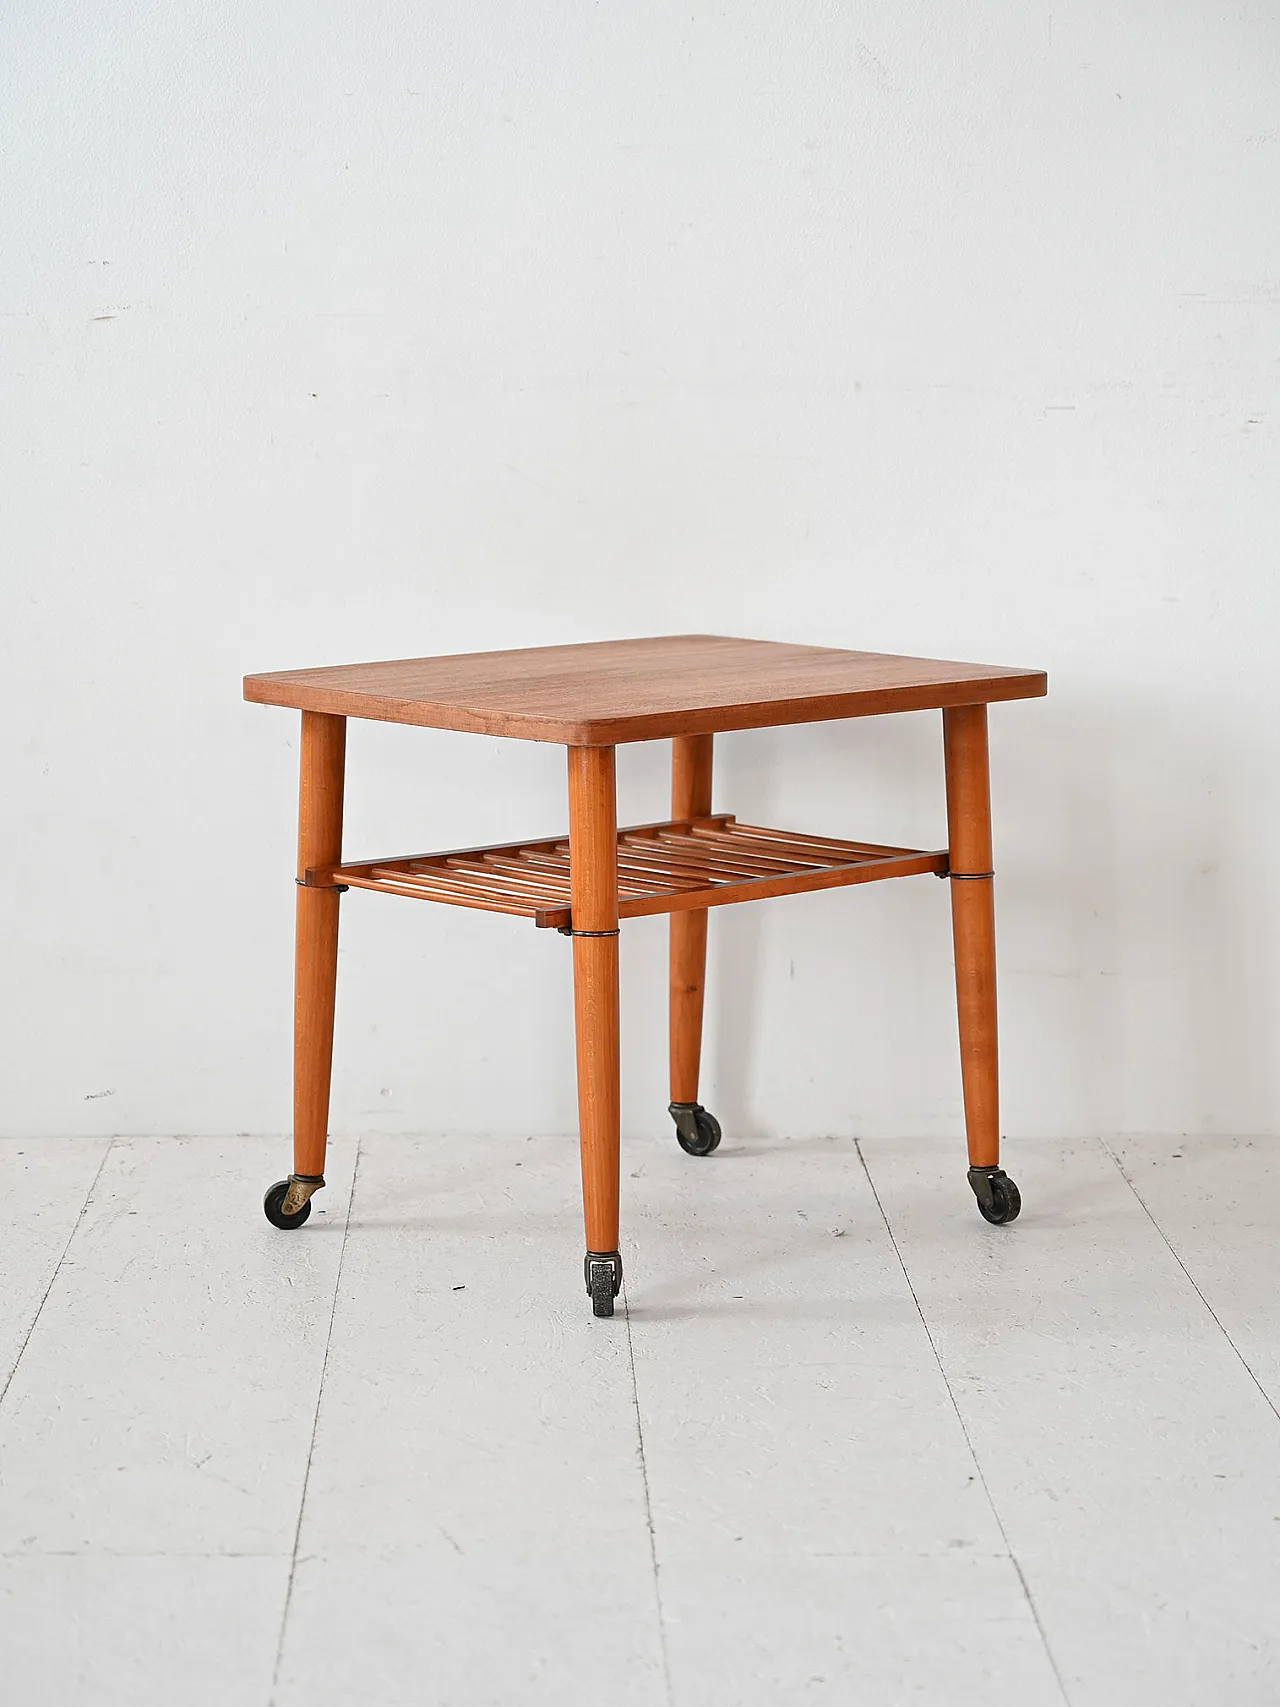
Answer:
[2,1132,1278,1706]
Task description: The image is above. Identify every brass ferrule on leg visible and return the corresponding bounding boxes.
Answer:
[281,1174,325,1216]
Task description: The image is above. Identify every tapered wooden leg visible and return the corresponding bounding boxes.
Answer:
[567,745,623,1314]
[943,705,1020,1224]
[943,705,999,1165]
[669,734,713,1104]
[665,734,722,1156]
[292,711,346,1187]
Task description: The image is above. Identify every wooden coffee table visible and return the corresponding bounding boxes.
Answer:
[244,635,1047,1316]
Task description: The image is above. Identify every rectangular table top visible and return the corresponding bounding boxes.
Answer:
[243,634,1046,745]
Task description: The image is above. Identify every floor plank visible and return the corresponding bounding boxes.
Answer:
[0,1138,110,1398]
[626,1133,1063,1706]
[274,1134,666,1707]
[657,1552,1062,1707]
[1110,1135,1280,1414]
[0,1556,285,1707]
[0,1137,356,1557]
[859,1135,1280,1707]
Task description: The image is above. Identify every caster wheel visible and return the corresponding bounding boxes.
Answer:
[263,1179,312,1230]
[585,1252,622,1318]
[670,1101,721,1157]
[968,1166,1021,1225]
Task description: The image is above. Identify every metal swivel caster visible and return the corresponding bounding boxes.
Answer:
[585,1251,623,1318]
[263,1175,324,1229]
[669,1101,721,1156]
[968,1166,1021,1225]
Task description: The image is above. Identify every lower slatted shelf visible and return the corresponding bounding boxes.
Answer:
[314,815,948,929]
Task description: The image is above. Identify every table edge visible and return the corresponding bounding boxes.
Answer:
[243,670,1048,743]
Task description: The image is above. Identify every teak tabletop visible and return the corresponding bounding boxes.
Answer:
[243,633,1047,745]
[246,631,1047,1319]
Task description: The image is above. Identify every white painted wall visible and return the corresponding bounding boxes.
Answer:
[4,2,1278,1143]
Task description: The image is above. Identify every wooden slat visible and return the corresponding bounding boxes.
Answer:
[462,857,572,898]
[475,855,571,889]
[313,814,732,885]
[476,854,655,905]
[624,836,797,880]
[725,822,914,858]
[328,815,946,931]
[505,847,706,897]
[649,831,807,874]
[614,862,710,893]
[611,856,740,890]
[370,864,547,909]
[655,827,803,865]
[558,849,948,927]
[340,873,541,916]
[698,829,868,864]
[487,851,671,899]
[686,831,834,869]
[434,862,551,898]
[621,830,765,867]
[609,849,732,890]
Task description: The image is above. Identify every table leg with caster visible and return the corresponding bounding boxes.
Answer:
[568,745,624,1317]
[943,704,1020,1225]
[265,709,346,1230]
[668,733,721,1157]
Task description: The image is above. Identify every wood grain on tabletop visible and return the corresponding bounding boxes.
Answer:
[244,634,1047,745]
